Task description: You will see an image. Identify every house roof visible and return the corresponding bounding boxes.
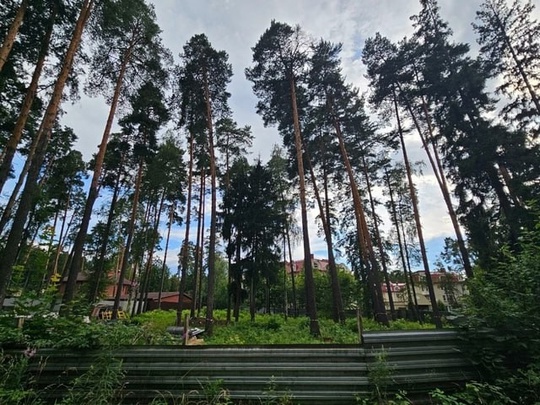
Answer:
[145,292,192,301]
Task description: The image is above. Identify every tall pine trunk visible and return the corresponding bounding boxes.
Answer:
[392,88,442,328]
[331,115,388,326]
[0,3,56,194]
[89,163,123,303]
[112,156,144,318]
[285,222,297,317]
[51,193,71,281]
[158,203,174,309]
[385,168,419,321]
[0,0,28,72]
[289,76,320,336]
[203,70,218,336]
[190,169,205,318]
[64,42,134,306]
[176,133,194,326]
[398,76,473,278]
[306,151,344,324]
[0,0,93,307]
[138,193,165,314]
[362,156,396,320]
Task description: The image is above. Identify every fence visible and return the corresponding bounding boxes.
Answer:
[24,329,477,404]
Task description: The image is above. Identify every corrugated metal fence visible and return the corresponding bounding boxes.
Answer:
[25,330,477,404]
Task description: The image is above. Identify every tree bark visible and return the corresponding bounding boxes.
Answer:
[285,221,297,317]
[0,0,28,72]
[0,3,56,194]
[306,151,344,324]
[158,202,174,309]
[112,156,144,319]
[51,192,71,282]
[0,0,93,307]
[392,88,442,328]
[63,41,134,306]
[190,169,205,318]
[384,168,420,321]
[330,114,389,326]
[203,69,218,336]
[176,133,194,326]
[89,161,123,303]
[138,192,165,314]
[398,76,473,278]
[289,76,320,336]
[362,156,396,320]
[233,233,242,321]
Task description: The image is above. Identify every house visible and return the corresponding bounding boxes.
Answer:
[145,292,193,311]
[57,272,136,301]
[381,271,467,311]
[284,254,348,275]
[57,272,144,314]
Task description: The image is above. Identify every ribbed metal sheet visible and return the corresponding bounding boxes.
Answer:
[22,330,475,404]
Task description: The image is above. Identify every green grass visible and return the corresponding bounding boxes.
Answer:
[132,309,435,345]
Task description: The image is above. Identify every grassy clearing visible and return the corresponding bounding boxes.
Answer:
[133,309,435,345]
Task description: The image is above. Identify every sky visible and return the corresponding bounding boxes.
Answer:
[59,0,536,273]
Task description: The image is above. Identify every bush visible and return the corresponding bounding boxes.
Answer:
[456,222,540,403]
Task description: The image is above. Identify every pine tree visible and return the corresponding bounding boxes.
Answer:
[0,0,93,306]
[410,0,535,266]
[0,0,28,72]
[64,0,170,306]
[111,81,169,318]
[175,33,232,335]
[474,0,540,134]
[246,21,320,336]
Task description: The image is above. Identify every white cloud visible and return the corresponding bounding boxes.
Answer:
[57,0,536,265]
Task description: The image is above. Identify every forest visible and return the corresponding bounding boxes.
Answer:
[0,0,539,338]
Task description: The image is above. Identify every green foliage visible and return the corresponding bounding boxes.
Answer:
[368,349,394,403]
[0,314,25,344]
[221,159,285,320]
[207,314,319,345]
[355,349,414,405]
[0,352,43,405]
[149,379,233,405]
[454,222,540,403]
[56,354,124,405]
[2,301,434,350]
[21,316,175,349]
[1,295,176,349]
[131,309,178,333]
[201,312,429,345]
[461,224,540,371]
[356,391,411,405]
[112,308,433,345]
[295,270,360,319]
[260,376,294,405]
[198,379,233,405]
[430,382,516,405]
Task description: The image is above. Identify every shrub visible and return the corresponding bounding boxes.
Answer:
[457,222,540,403]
